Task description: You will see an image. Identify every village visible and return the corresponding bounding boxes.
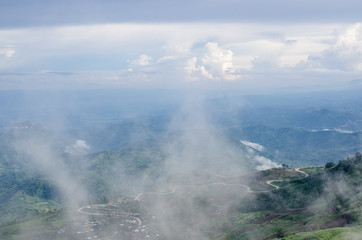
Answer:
[53,198,161,240]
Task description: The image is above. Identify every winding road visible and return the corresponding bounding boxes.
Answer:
[133,181,270,201]
[295,168,309,177]
[265,168,309,190]
[265,180,282,189]
[74,167,311,240]
[80,168,310,212]
[134,168,310,201]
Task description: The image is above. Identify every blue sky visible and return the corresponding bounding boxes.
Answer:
[0,0,362,90]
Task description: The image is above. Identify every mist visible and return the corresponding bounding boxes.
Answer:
[4,92,259,239]
[10,127,89,209]
[0,88,361,239]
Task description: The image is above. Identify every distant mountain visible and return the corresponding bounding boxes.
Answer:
[227,125,362,167]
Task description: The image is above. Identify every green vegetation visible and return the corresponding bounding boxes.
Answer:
[217,153,362,239]
[325,162,336,169]
[275,225,362,240]
[0,123,361,239]
[0,153,361,239]
[0,124,167,238]
[299,166,324,175]
[229,125,361,167]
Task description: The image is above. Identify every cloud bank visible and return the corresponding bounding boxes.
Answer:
[0,22,362,89]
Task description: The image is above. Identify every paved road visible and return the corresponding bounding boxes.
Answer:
[295,168,309,177]
[265,180,282,189]
[265,168,309,190]
[134,181,269,201]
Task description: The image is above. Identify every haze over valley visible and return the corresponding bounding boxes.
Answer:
[0,88,361,239]
[1,1,362,239]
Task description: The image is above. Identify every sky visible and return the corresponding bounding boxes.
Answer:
[1,0,362,90]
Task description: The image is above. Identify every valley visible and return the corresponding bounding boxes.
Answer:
[0,90,361,239]
[2,156,360,240]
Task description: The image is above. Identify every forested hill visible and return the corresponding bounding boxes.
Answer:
[0,122,361,239]
[0,146,361,239]
[220,152,362,239]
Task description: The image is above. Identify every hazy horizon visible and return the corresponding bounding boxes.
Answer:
[1,1,362,91]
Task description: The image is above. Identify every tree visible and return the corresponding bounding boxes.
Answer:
[282,164,289,169]
[325,162,335,169]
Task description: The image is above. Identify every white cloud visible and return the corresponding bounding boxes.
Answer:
[132,54,153,66]
[337,23,360,47]
[1,22,361,89]
[254,155,281,171]
[74,139,90,150]
[185,57,200,82]
[163,41,193,56]
[5,49,15,57]
[0,49,15,57]
[240,140,265,152]
[244,145,280,171]
[300,23,362,72]
[157,55,178,63]
[65,139,90,155]
[126,54,155,83]
[185,42,240,81]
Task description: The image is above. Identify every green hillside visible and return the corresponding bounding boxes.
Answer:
[229,125,362,166]
[218,153,362,239]
[274,225,362,240]
[0,123,361,239]
[0,153,360,239]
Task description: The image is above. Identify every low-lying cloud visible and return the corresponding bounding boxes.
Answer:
[65,139,90,155]
[12,132,88,209]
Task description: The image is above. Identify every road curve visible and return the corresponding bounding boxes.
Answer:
[265,168,309,190]
[265,180,282,189]
[134,182,269,201]
[295,168,309,177]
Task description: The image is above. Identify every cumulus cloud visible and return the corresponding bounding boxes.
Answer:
[337,23,360,47]
[184,57,212,81]
[1,22,361,89]
[185,42,240,82]
[300,23,362,72]
[125,54,155,83]
[131,54,153,66]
